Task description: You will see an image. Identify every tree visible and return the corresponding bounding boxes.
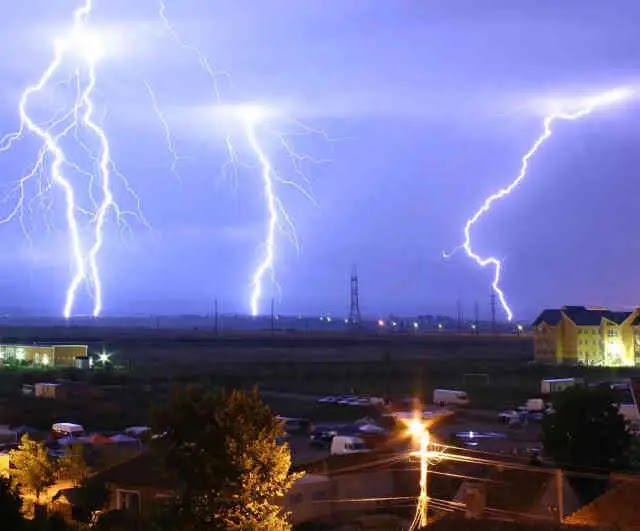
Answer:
[0,476,26,530]
[542,386,630,469]
[75,476,109,523]
[152,386,302,530]
[10,435,57,504]
[58,443,89,486]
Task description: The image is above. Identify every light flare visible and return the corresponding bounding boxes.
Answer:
[445,87,634,321]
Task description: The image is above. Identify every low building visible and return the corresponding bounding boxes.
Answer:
[0,344,88,367]
[532,306,640,366]
[34,382,65,399]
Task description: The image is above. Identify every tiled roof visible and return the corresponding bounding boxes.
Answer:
[532,310,562,327]
[94,452,174,489]
[565,477,640,530]
[533,306,634,327]
[603,311,633,325]
[562,306,604,326]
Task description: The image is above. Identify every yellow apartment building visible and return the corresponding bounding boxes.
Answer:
[532,306,640,366]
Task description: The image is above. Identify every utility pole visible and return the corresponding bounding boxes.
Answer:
[409,421,430,529]
[474,300,480,335]
[490,292,496,335]
[419,429,429,527]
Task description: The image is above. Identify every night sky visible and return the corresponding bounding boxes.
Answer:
[1,0,640,320]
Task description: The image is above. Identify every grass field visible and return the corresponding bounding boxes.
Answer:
[0,326,636,431]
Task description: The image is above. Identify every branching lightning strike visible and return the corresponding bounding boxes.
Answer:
[156,1,323,317]
[445,87,634,321]
[2,1,323,318]
[0,0,147,317]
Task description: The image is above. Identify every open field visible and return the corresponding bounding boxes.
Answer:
[0,326,638,434]
[0,325,532,362]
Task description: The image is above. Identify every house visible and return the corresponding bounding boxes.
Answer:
[564,474,640,530]
[92,453,174,516]
[532,306,640,366]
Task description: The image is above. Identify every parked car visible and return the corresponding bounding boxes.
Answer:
[51,423,85,439]
[330,435,371,455]
[337,395,358,405]
[433,389,469,407]
[309,427,338,448]
[498,410,521,424]
[317,396,338,404]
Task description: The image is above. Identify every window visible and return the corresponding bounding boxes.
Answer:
[608,328,618,338]
[117,490,141,515]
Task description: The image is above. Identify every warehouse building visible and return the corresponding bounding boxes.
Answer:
[0,344,88,367]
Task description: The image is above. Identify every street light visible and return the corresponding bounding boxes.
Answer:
[98,352,110,364]
[407,417,430,529]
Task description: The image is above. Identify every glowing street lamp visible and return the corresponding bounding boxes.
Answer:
[98,352,110,364]
[407,417,430,529]
[378,319,385,328]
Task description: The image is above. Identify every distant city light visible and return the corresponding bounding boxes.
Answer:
[378,319,385,327]
[413,321,419,329]
[326,316,332,323]
[437,323,443,330]
[517,324,524,332]
[471,323,477,330]
[391,321,398,327]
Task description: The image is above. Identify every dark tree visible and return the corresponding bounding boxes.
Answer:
[152,385,301,530]
[0,477,25,530]
[542,386,630,469]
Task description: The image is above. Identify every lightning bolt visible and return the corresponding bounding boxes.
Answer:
[0,0,147,318]
[244,116,277,317]
[156,3,324,317]
[143,80,184,182]
[445,87,634,321]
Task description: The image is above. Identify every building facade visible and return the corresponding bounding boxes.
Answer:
[532,306,640,366]
[0,344,88,367]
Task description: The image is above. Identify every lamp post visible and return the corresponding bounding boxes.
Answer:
[409,418,430,528]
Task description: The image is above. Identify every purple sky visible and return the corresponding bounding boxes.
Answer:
[1,0,640,320]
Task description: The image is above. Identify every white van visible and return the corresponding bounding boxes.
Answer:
[51,423,85,439]
[433,389,469,407]
[330,435,371,455]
